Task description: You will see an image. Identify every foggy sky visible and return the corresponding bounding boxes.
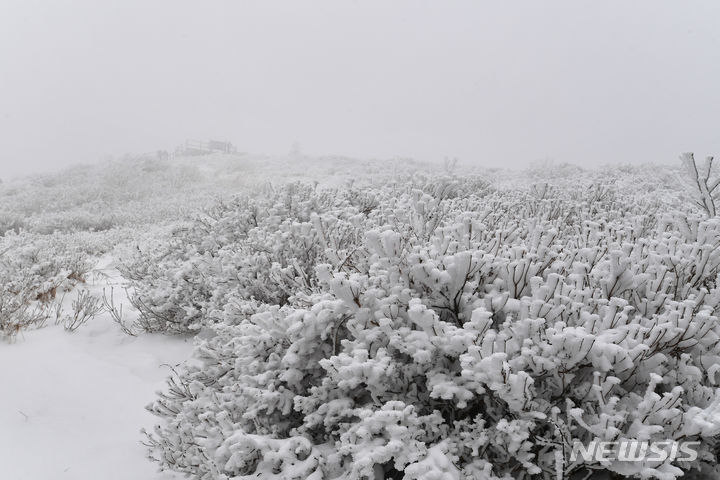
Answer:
[1,0,719,179]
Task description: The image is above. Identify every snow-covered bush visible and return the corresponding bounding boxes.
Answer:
[144,169,720,479]
[0,156,225,234]
[0,231,95,299]
[120,182,369,333]
[121,174,495,334]
[61,289,104,332]
[679,153,720,217]
[0,284,47,340]
[0,231,97,339]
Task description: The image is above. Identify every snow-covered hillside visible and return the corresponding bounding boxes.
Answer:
[3,155,720,480]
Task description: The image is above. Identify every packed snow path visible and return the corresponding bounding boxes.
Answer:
[0,256,193,480]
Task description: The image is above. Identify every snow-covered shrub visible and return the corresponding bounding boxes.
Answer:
[120,182,368,333]
[679,152,720,217]
[0,284,47,340]
[122,173,494,334]
[145,169,720,479]
[0,156,227,234]
[0,231,96,339]
[0,232,95,301]
[101,286,137,336]
[62,289,104,332]
[0,211,25,236]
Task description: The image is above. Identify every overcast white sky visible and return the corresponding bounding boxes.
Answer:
[1,1,719,178]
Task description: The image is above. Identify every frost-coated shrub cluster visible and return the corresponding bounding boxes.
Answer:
[0,156,221,235]
[122,175,494,334]
[0,154,406,236]
[0,231,99,338]
[119,182,369,333]
[143,167,720,480]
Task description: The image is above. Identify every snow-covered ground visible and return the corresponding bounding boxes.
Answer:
[0,257,193,480]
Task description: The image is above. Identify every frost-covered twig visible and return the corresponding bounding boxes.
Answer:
[680,152,720,216]
[63,289,103,332]
[101,287,136,336]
